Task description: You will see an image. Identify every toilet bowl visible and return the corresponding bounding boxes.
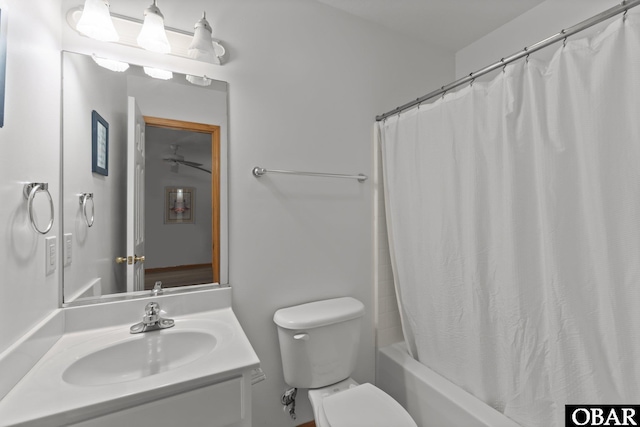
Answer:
[273,297,417,427]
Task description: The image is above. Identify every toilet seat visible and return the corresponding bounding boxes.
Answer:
[320,383,417,427]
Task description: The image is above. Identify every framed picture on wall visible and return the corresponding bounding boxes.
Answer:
[0,8,8,128]
[91,110,109,176]
[165,187,195,224]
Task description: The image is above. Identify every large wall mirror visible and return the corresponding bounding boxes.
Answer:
[62,51,228,305]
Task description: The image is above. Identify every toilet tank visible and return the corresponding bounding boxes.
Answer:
[273,297,365,389]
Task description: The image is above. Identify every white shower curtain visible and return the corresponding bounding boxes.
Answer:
[379,15,640,427]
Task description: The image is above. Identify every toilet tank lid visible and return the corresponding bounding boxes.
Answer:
[273,297,364,330]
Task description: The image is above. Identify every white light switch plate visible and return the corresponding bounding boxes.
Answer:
[64,233,72,267]
[45,236,57,276]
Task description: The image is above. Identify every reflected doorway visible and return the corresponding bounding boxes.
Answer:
[143,117,220,290]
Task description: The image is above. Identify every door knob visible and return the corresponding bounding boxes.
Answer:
[133,255,145,264]
[115,256,128,264]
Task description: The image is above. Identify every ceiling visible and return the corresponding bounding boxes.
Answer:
[146,126,211,163]
[314,0,546,51]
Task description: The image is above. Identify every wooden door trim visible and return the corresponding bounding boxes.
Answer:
[144,116,221,284]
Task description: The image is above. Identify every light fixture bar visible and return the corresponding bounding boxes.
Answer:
[66,7,227,64]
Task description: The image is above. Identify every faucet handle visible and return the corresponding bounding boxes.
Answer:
[145,301,160,315]
[143,301,160,324]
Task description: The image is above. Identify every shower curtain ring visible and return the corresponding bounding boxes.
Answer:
[561,29,568,47]
[623,9,628,20]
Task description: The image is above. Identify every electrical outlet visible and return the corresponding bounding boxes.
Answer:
[64,233,72,267]
[45,236,57,275]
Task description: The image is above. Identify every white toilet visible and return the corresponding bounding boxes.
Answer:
[274,297,417,427]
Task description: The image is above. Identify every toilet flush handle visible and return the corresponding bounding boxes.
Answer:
[293,333,309,341]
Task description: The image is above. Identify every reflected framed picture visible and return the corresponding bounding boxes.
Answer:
[165,187,195,224]
[91,110,109,176]
[0,8,7,128]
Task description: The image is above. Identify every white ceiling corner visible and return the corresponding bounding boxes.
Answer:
[313,0,547,51]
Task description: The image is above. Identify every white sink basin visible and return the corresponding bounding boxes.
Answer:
[0,290,261,427]
[62,330,217,386]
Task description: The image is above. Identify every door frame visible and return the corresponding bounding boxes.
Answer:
[144,116,221,284]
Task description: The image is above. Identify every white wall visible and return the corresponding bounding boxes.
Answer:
[0,0,61,355]
[62,52,128,300]
[215,2,452,425]
[0,0,454,425]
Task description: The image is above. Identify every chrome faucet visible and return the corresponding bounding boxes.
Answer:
[130,302,175,334]
[151,281,163,296]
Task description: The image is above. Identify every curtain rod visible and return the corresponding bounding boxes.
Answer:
[376,0,640,122]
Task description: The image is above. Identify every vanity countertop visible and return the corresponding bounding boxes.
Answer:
[0,288,260,427]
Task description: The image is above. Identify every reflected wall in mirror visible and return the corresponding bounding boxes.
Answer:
[62,51,228,305]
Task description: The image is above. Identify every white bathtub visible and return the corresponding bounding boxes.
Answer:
[376,342,521,427]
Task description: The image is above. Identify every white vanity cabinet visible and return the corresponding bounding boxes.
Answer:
[72,375,252,427]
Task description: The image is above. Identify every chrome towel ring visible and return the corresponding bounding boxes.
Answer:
[23,183,54,235]
[79,193,94,227]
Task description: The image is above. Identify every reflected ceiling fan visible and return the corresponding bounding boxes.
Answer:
[162,144,211,174]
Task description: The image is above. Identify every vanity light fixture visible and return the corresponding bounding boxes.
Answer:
[143,66,173,80]
[137,0,170,54]
[188,12,217,63]
[67,4,228,64]
[76,0,118,42]
[92,54,129,72]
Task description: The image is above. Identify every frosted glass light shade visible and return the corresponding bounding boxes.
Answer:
[76,0,119,42]
[186,75,212,86]
[137,1,170,54]
[188,12,216,63]
[92,55,129,72]
[143,67,173,80]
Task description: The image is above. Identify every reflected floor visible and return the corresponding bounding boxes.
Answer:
[144,264,213,290]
